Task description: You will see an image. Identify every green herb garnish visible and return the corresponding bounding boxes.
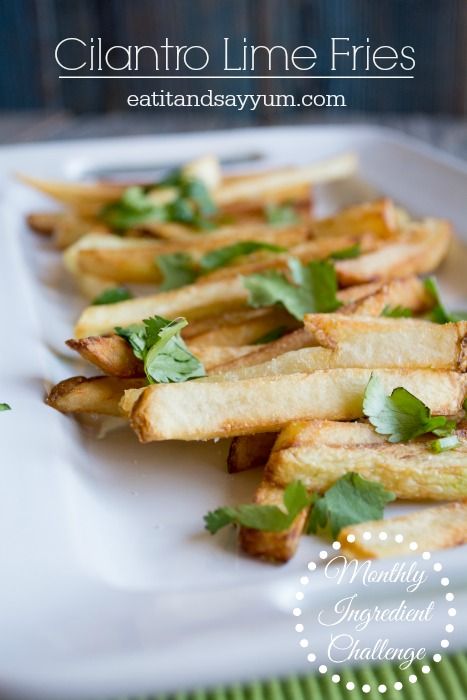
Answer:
[0,403,11,411]
[204,481,313,534]
[156,253,199,291]
[307,473,396,539]
[363,374,456,443]
[156,240,286,291]
[430,435,460,453]
[327,243,361,260]
[115,315,205,384]
[200,241,285,272]
[381,305,413,318]
[424,277,467,324]
[91,286,133,305]
[101,173,218,231]
[265,203,300,226]
[244,259,341,321]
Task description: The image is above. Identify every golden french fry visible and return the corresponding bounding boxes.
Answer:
[311,198,399,238]
[339,502,467,558]
[127,369,466,442]
[74,276,250,338]
[215,153,358,206]
[19,155,220,216]
[46,376,146,416]
[340,276,433,316]
[67,335,143,377]
[189,308,298,347]
[67,224,308,284]
[238,480,309,563]
[266,419,467,500]
[26,211,62,236]
[213,328,314,373]
[201,232,381,284]
[304,315,467,370]
[227,433,277,473]
[335,219,451,286]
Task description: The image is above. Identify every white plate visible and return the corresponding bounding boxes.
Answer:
[0,125,466,700]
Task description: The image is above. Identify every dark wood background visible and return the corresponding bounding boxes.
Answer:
[1,0,466,119]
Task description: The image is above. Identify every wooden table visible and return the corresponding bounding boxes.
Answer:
[1,112,467,161]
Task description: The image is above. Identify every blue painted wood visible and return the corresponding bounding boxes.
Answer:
[0,0,465,115]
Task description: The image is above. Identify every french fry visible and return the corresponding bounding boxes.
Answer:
[190,308,298,348]
[66,223,308,284]
[227,433,277,473]
[26,211,62,236]
[213,277,435,372]
[215,153,358,206]
[19,155,221,217]
[67,333,257,376]
[266,420,467,500]
[335,219,451,286]
[304,315,467,370]
[74,276,250,338]
[127,369,467,442]
[339,502,467,558]
[211,317,467,381]
[214,328,314,373]
[46,376,146,416]
[238,480,309,562]
[201,232,382,284]
[311,198,399,239]
[67,335,143,377]
[340,276,433,316]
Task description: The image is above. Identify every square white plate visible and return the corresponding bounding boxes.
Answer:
[0,125,466,700]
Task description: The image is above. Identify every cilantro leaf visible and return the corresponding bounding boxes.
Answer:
[100,175,218,231]
[327,243,361,260]
[200,241,286,273]
[91,286,133,305]
[253,326,288,344]
[430,435,460,453]
[265,203,300,226]
[243,259,341,320]
[381,305,413,318]
[363,374,454,443]
[424,277,467,323]
[288,259,342,313]
[243,270,312,320]
[307,473,396,538]
[116,315,205,383]
[204,481,313,534]
[0,403,11,411]
[156,241,286,291]
[156,253,198,291]
[100,186,167,230]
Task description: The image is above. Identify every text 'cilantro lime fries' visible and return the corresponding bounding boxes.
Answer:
[26,150,467,565]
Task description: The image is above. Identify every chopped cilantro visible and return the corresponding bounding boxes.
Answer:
[91,286,133,305]
[244,259,341,321]
[327,243,361,260]
[381,305,413,318]
[307,473,396,539]
[430,435,460,453]
[424,277,467,324]
[265,203,300,226]
[204,481,313,534]
[115,315,205,383]
[363,374,455,443]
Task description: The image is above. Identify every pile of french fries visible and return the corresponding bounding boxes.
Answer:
[24,152,467,563]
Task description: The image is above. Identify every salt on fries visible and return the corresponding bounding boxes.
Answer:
[21,150,466,564]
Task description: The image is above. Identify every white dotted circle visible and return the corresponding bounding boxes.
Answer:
[292,531,455,694]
